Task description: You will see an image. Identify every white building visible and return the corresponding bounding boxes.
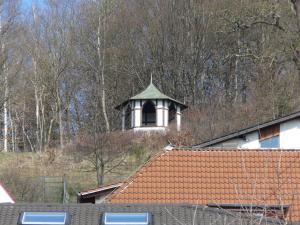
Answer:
[193,111,300,149]
[0,183,14,203]
[116,81,187,132]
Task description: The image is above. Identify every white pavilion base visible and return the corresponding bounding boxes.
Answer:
[133,127,166,133]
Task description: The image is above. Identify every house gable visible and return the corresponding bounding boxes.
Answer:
[193,111,300,149]
[0,184,14,204]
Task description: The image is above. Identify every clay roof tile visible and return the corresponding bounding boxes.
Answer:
[107,149,300,221]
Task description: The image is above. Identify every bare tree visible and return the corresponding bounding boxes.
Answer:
[73,131,133,185]
[0,0,19,152]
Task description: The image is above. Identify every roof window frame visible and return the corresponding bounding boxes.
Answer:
[18,211,70,225]
[102,212,151,225]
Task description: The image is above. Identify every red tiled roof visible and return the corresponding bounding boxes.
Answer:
[107,149,300,221]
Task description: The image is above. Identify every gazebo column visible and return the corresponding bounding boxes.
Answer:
[176,105,181,132]
[156,100,164,127]
[163,100,169,127]
[131,102,134,128]
[121,106,125,131]
[134,100,142,127]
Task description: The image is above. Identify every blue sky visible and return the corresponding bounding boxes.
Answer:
[21,0,33,9]
[21,0,45,11]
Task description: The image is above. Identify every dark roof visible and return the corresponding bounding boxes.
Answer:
[78,183,123,203]
[207,203,289,211]
[79,182,123,197]
[0,203,283,225]
[115,82,187,110]
[193,111,300,148]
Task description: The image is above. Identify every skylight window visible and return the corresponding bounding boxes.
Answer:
[19,212,69,225]
[102,213,150,225]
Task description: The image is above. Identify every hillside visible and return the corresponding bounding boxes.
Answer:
[0,0,298,153]
[0,0,299,204]
[0,135,165,202]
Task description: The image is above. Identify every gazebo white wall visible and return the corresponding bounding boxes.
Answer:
[121,99,182,132]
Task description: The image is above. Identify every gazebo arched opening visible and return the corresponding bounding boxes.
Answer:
[169,103,176,122]
[142,100,156,126]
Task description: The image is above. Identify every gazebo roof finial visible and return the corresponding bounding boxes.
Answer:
[150,73,153,84]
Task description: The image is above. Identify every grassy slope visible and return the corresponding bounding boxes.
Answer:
[0,141,161,203]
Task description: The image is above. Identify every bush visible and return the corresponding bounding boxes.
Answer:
[0,166,44,202]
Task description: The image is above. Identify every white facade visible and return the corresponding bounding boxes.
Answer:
[210,118,300,149]
[280,119,300,149]
[0,184,14,203]
[240,132,260,148]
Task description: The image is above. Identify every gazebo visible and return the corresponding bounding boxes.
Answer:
[116,80,187,132]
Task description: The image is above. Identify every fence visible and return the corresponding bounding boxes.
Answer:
[42,176,69,203]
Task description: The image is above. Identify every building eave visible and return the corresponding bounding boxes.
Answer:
[78,182,123,197]
[193,111,300,148]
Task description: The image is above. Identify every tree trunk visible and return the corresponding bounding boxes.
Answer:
[19,104,34,152]
[96,157,105,186]
[97,7,110,133]
[1,15,8,152]
[33,58,42,152]
[74,96,81,131]
[65,104,71,143]
[41,98,46,149]
[47,118,55,148]
[234,30,242,103]
[3,60,8,152]
[58,99,64,149]
[9,104,15,152]
[32,5,45,152]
